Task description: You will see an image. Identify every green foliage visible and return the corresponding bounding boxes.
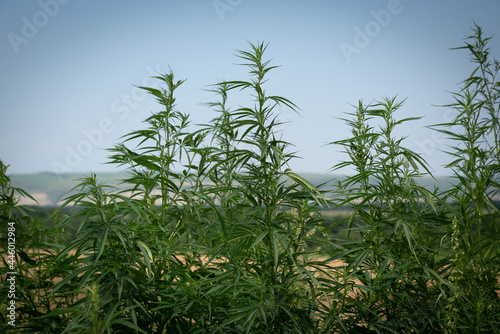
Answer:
[1,25,499,333]
[327,97,445,332]
[432,23,500,333]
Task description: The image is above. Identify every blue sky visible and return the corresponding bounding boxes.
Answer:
[1,0,499,176]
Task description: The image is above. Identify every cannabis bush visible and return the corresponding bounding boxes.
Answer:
[1,24,499,333]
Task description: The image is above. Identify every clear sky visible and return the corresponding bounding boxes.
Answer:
[1,0,499,176]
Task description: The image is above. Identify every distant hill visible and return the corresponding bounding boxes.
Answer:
[10,171,456,207]
[11,171,129,206]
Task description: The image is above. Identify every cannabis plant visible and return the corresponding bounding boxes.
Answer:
[328,98,446,332]
[433,23,500,333]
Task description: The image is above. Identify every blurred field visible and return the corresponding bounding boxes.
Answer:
[11,171,456,206]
